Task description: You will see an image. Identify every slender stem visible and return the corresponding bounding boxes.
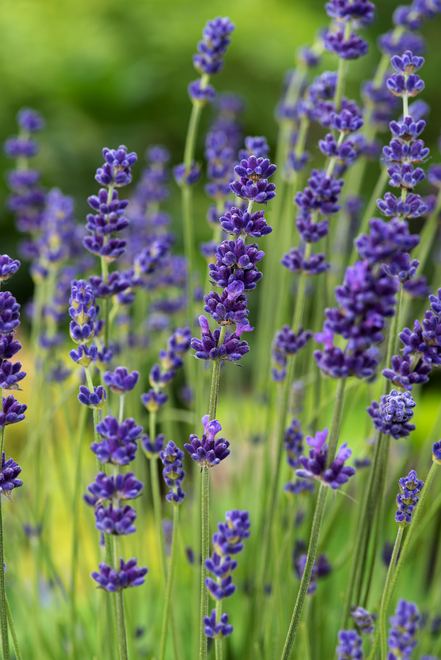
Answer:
[215,598,223,660]
[279,378,347,660]
[5,596,22,660]
[112,536,129,660]
[0,427,10,660]
[159,507,180,660]
[199,467,210,660]
[150,453,166,583]
[379,527,404,660]
[182,185,196,329]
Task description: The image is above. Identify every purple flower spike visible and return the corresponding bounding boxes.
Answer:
[0,255,20,282]
[0,292,21,335]
[351,607,376,635]
[395,469,424,526]
[17,107,45,132]
[383,353,431,391]
[220,206,272,238]
[91,557,148,591]
[193,16,235,76]
[104,367,139,395]
[204,609,233,639]
[78,385,107,410]
[184,415,230,468]
[203,282,249,326]
[191,315,251,363]
[296,428,356,490]
[388,600,420,659]
[336,630,363,660]
[0,452,23,499]
[433,441,441,464]
[0,395,27,429]
[84,472,143,506]
[94,502,137,535]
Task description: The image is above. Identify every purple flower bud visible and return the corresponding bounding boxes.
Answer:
[203,609,233,639]
[91,557,148,592]
[103,367,139,395]
[78,385,107,410]
[188,79,216,105]
[324,29,368,59]
[0,452,23,499]
[0,395,27,429]
[84,472,143,506]
[141,389,169,412]
[336,630,363,660]
[173,162,201,187]
[185,415,230,468]
[0,255,20,282]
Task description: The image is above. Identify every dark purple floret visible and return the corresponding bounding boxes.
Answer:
[433,441,441,464]
[173,162,201,186]
[318,135,357,165]
[84,472,143,506]
[403,275,431,299]
[391,51,425,75]
[204,610,233,639]
[133,239,171,277]
[3,137,39,159]
[296,213,329,244]
[103,367,139,395]
[395,469,424,525]
[388,600,420,659]
[296,428,356,490]
[203,281,249,326]
[83,236,127,261]
[0,292,21,335]
[0,334,21,361]
[89,272,130,299]
[0,395,27,429]
[78,385,107,409]
[229,177,276,204]
[0,255,20,282]
[351,607,376,635]
[383,255,419,282]
[367,390,416,439]
[188,79,216,105]
[160,440,186,504]
[281,248,330,276]
[284,479,315,496]
[96,145,137,188]
[239,136,269,159]
[96,416,143,443]
[387,72,425,98]
[330,109,363,134]
[91,557,148,592]
[184,415,230,468]
[0,452,23,497]
[0,360,26,392]
[383,353,431,390]
[193,16,235,76]
[234,156,276,182]
[314,344,380,379]
[191,316,251,362]
[17,107,45,132]
[69,344,98,367]
[336,630,363,660]
[284,418,303,469]
[429,288,441,315]
[295,169,344,216]
[383,137,429,165]
[377,191,427,218]
[209,239,264,291]
[324,29,369,59]
[95,502,137,535]
[141,389,169,412]
[220,206,272,238]
[205,575,236,600]
[390,116,426,141]
[387,162,425,190]
[355,218,420,266]
[400,320,441,365]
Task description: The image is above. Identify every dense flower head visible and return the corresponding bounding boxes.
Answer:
[220,206,272,238]
[296,428,356,490]
[0,452,23,498]
[281,248,330,276]
[400,319,441,365]
[367,390,416,439]
[230,173,276,204]
[0,255,20,282]
[336,630,363,660]
[208,239,264,291]
[395,469,424,525]
[0,292,21,335]
[95,146,137,188]
[324,29,369,59]
[85,188,129,236]
[383,353,431,390]
[388,599,420,659]
[78,385,107,409]
[185,415,230,467]
[284,418,304,469]
[204,282,249,326]
[91,557,148,592]
[0,395,27,429]
[387,162,425,190]
[295,553,332,595]
[84,472,143,507]
[88,272,130,299]
[103,367,139,395]
[330,108,364,134]
[193,16,235,75]
[234,156,276,182]
[191,316,251,362]
[295,169,344,216]
[91,416,142,465]
[318,135,357,166]
[392,50,425,75]
[159,441,186,505]
[204,610,233,639]
[351,606,376,634]
[94,502,137,535]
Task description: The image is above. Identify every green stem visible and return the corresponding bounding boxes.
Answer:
[199,467,210,660]
[182,185,196,329]
[150,453,166,583]
[159,507,179,660]
[69,404,88,659]
[112,536,129,660]
[279,378,347,660]
[379,527,404,660]
[215,598,223,660]
[5,596,22,660]
[0,427,10,660]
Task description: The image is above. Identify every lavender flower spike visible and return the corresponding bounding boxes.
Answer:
[296,428,356,490]
[184,415,230,467]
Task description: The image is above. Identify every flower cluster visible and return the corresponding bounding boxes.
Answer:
[387,599,421,660]
[91,558,148,592]
[271,325,313,381]
[295,552,332,595]
[141,326,191,412]
[204,510,251,639]
[159,441,186,506]
[283,418,314,498]
[296,428,356,490]
[367,389,416,439]
[395,469,424,525]
[351,606,376,635]
[185,415,230,468]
